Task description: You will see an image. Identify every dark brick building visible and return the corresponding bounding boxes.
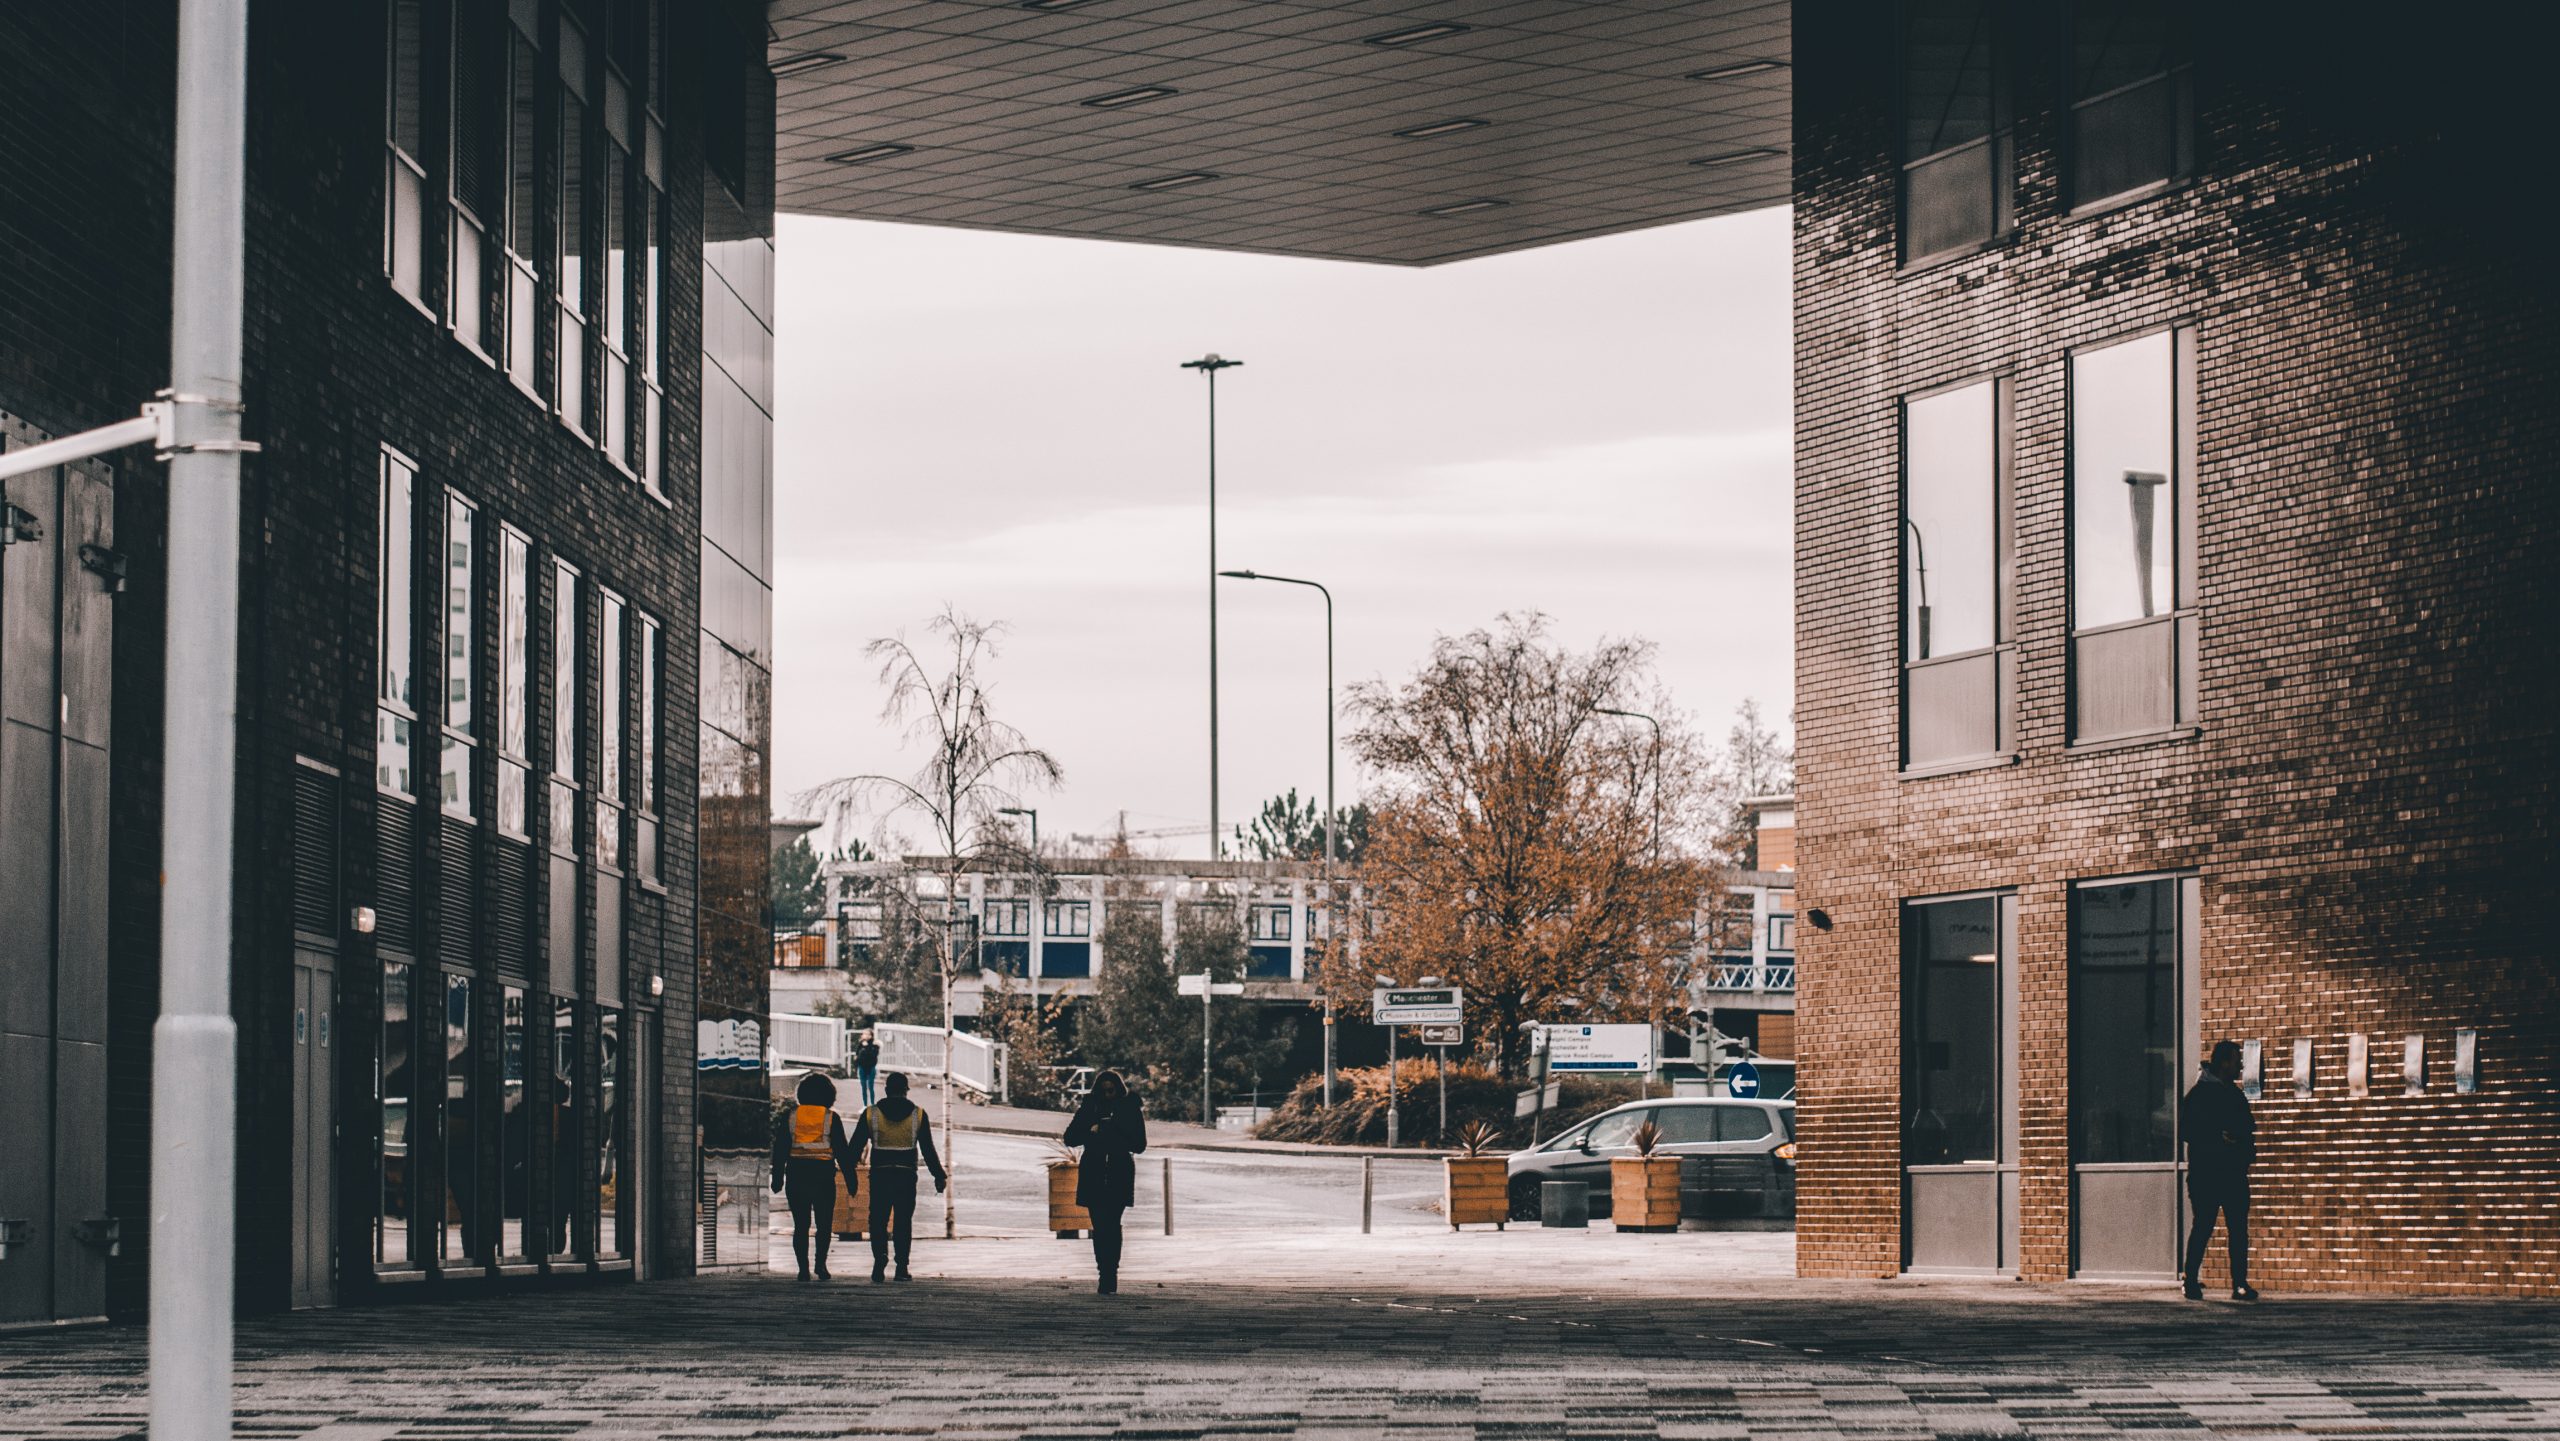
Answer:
[1,0,774,1322]
[1790,4,2556,1293]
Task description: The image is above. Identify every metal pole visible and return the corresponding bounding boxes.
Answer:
[1436,1047,1446,1142]
[1161,1156,1173,1235]
[1182,355,1241,858]
[1200,973,1213,1128]
[1361,1156,1373,1234]
[155,1,250,1437]
[1385,1023,1398,1149]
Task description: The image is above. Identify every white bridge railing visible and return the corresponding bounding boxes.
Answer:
[769,1016,1011,1101]
[1703,962,1797,993]
[770,1013,848,1071]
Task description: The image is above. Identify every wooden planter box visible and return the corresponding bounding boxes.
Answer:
[1611,1156,1681,1232]
[830,1165,871,1241]
[1444,1157,1510,1230]
[1047,1162,1092,1237]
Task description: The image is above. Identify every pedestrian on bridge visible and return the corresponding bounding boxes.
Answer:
[856,1030,881,1108]
[1063,1069,1147,1295]
[770,1071,852,1282]
[848,1071,946,1283]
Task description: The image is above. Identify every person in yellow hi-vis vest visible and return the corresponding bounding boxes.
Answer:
[769,1071,852,1281]
[846,1071,946,1283]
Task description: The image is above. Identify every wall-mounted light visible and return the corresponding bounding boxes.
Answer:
[1082,85,1178,109]
[1419,198,1506,217]
[651,974,666,998]
[1129,171,1220,191]
[1684,59,1788,81]
[351,905,377,935]
[1805,908,1833,932]
[768,52,848,78]
[2455,1028,2478,1093]
[1393,117,1490,139]
[1364,22,1470,46]
[1690,147,1786,169]
[824,143,915,165]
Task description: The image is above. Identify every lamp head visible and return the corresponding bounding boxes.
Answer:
[1218,569,1257,579]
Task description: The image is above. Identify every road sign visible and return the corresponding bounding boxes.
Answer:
[1417,1023,1463,1047]
[1372,986,1463,1024]
[1177,973,1245,997]
[1727,1060,1762,1098]
[1514,1079,1561,1117]
[1544,1023,1654,1073]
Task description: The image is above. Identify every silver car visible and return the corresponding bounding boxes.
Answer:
[1506,1097,1796,1221]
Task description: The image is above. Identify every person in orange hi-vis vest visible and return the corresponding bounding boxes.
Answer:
[769,1071,853,1281]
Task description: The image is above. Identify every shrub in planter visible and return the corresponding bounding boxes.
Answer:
[1443,1120,1510,1231]
[1046,1147,1092,1238]
[1610,1120,1680,1232]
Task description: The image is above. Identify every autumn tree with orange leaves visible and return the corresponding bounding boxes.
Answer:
[1346,614,1722,1078]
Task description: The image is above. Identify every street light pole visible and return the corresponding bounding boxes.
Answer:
[1219,568,1334,1105]
[1375,972,1399,1149]
[1181,354,1242,860]
[1595,707,1661,865]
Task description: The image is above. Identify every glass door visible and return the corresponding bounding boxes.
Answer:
[2068,875,2199,1278]
[1901,893,2018,1273]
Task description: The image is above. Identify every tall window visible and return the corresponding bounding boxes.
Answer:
[636,611,661,882]
[384,0,429,306]
[601,138,632,468]
[596,589,625,872]
[499,984,530,1261]
[377,959,414,1267]
[503,14,541,392]
[550,560,581,856]
[441,492,477,819]
[2069,328,2194,741]
[497,526,532,837]
[378,452,418,795]
[1902,896,2003,1166]
[639,180,666,491]
[2069,0,2192,209]
[555,20,591,434]
[596,1009,622,1258]
[2069,879,2184,1165]
[1901,0,2009,263]
[442,972,479,1264]
[549,998,581,1259]
[448,2,496,353]
[1902,379,2008,767]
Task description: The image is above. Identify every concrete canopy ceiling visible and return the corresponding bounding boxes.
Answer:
[767,0,1791,266]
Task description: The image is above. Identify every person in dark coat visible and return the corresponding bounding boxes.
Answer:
[855,1031,881,1108]
[2180,1039,2258,1301]
[770,1071,852,1281]
[1063,1070,1147,1294]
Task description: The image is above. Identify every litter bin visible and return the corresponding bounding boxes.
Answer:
[1540,1180,1590,1229]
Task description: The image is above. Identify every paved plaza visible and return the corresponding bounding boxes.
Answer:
[5,1226,2557,1440]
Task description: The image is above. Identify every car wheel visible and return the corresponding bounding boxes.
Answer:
[1507,1174,1543,1222]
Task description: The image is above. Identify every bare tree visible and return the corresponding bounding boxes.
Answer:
[798,607,1062,1238]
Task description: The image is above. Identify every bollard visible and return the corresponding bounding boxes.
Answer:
[1361,1155,1373,1234]
[1162,1155,1173,1235]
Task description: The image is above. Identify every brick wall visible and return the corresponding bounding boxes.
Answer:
[1792,3,2558,1294]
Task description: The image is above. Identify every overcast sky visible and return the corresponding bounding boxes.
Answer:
[771,205,1794,856]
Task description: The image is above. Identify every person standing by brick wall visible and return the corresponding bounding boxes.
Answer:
[2181,1041,2259,1302]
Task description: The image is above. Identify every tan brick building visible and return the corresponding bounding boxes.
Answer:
[1791,5,2555,1294]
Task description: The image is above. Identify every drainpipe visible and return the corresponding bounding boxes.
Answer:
[153,2,252,1439]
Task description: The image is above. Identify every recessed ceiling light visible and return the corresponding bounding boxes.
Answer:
[1420,198,1506,217]
[1083,85,1179,109]
[768,52,848,78]
[823,143,915,165]
[1690,147,1785,168]
[1021,0,1102,9]
[1684,59,1789,81]
[1393,117,1490,139]
[1130,171,1220,191]
[1364,22,1470,46]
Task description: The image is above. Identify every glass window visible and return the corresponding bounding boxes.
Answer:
[2070,0,2189,208]
[497,527,531,837]
[1043,900,1090,938]
[550,561,580,856]
[503,25,540,392]
[443,972,478,1264]
[448,2,498,352]
[596,589,624,871]
[441,493,476,820]
[597,1009,622,1257]
[1651,1105,1717,1146]
[637,613,659,816]
[550,998,580,1259]
[1901,0,2008,261]
[1902,896,2001,1165]
[384,0,428,304]
[556,63,589,433]
[1585,1110,1647,1151]
[2070,880,2180,1164]
[1717,1107,1773,1143]
[1904,381,1998,659]
[500,984,531,1261]
[1249,904,1292,942]
[640,182,665,491]
[601,141,631,467]
[2071,331,2178,629]
[982,898,1030,938]
[377,960,413,1266]
[1767,913,1796,953]
[377,452,416,795]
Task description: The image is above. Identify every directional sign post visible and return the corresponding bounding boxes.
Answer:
[1417,1023,1463,1047]
[1542,1023,1656,1074]
[1372,986,1463,1024]
[1181,973,1245,1126]
[1726,1059,1762,1098]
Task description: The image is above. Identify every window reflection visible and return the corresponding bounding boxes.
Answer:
[500,985,530,1262]
[1904,382,1998,659]
[443,972,479,1264]
[2070,881,2180,1164]
[2071,331,2177,628]
[597,1010,621,1257]
[377,960,412,1267]
[550,999,581,1260]
[1902,898,2000,1165]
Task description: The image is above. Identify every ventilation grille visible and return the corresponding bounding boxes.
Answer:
[376,798,417,949]
[441,815,478,946]
[492,839,534,976]
[291,765,339,938]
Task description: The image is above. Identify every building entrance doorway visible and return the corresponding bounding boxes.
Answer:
[1900,893,2018,1274]
[2068,875,2200,1280]
[291,949,338,1308]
